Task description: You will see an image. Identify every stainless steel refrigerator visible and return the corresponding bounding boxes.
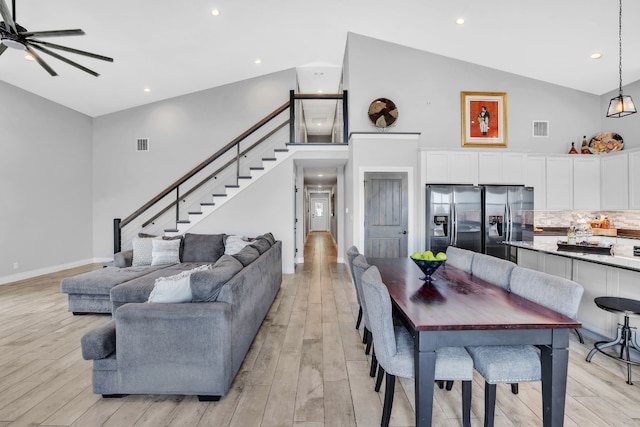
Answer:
[425,184,534,260]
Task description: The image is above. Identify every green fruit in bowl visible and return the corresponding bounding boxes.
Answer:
[422,250,435,260]
[436,252,447,260]
[411,251,422,260]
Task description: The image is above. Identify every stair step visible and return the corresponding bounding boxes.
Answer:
[262,157,277,161]
[164,228,179,233]
[200,202,216,206]
[250,166,265,171]
[177,220,190,224]
[238,176,252,180]
[188,211,203,215]
[274,148,289,152]
[212,194,227,198]
[225,185,240,189]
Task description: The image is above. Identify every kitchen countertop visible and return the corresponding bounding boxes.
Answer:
[534,227,640,239]
[504,240,640,273]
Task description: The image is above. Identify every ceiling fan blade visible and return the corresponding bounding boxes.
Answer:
[20,29,84,38]
[29,43,98,76]
[0,0,17,33]
[28,39,113,62]
[24,45,57,76]
[0,43,7,56]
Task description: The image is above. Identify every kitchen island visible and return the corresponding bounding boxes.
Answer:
[504,240,640,338]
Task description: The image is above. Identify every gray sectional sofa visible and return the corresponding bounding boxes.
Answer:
[71,232,282,400]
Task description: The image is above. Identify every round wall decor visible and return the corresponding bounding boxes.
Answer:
[368,98,398,128]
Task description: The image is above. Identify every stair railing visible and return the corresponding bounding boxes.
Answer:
[113,90,348,253]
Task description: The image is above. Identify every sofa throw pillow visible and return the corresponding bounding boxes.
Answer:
[224,235,253,255]
[232,244,260,266]
[151,238,181,266]
[148,264,213,303]
[190,255,243,302]
[262,232,276,245]
[132,237,159,266]
[181,233,225,263]
[251,237,272,254]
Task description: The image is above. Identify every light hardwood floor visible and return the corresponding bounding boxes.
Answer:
[1,232,640,426]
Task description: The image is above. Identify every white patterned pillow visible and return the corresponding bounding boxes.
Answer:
[132,237,159,266]
[148,264,213,303]
[224,235,252,255]
[151,238,181,266]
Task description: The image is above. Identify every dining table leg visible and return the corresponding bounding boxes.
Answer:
[415,334,437,427]
[540,329,570,427]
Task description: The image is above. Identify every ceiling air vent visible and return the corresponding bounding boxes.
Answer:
[532,121,549,137]
[137,138,149,151]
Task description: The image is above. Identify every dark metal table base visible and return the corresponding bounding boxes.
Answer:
[586,314,640,385]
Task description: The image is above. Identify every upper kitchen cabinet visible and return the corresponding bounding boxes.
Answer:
[524,155,546,209]
[478,152,525,185]
[423,151,478,184]
[628,152,640,209]
[545,156,573,210]
[601,153,628,210]
[573,156,600,210]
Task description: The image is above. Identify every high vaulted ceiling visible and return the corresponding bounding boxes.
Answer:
[1,0,639,119]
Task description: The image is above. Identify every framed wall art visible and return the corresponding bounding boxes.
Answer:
[460,91,507,147]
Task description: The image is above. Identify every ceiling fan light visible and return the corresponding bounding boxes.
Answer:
[1,38,25,50]
[606,93,637,118]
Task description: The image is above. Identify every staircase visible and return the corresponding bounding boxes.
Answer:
[113,90,348,253]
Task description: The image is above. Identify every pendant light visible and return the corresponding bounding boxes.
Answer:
[607,0,637,118]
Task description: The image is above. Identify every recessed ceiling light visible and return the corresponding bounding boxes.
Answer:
[318,174,324,177]
[143,88,151,93]
[255,59,261,64]
[317,90,323,93]
[24,54,35,61]
[211,9,220,16]
[456,17,465,25]
[590,52,602,59]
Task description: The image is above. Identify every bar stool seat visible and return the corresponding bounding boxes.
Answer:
[586,296,640,385]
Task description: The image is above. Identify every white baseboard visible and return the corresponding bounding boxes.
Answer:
[0,257,111,286]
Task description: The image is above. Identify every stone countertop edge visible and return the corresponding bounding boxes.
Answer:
[534,228,640,239]
[504,240,640,273]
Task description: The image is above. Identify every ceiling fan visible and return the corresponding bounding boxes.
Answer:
[0,0,113,76]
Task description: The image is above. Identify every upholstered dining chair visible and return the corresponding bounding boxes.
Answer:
[346,246,363,330]
[445,246,476,274]
[352,254,379,378]
[361,265,474,427]
[465,267,584,427]
[470,253,516,290]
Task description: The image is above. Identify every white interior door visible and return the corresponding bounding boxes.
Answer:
[310,198,328,231]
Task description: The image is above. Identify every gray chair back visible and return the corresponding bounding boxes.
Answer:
[471,253,516,290]
[509,267,584,319]
[353,255,371,326]
[346,246,360,303]
[361,266,414,378]
[445,246,475,274]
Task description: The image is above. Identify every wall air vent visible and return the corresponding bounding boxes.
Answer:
[137,138,150,151]
[532,121,549,137]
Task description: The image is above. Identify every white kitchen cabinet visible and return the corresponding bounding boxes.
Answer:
[545,156,573,210]
[524,156,546,209]
[572,260,614,337]
[572,156,600,210]
[600,153,628,210]
[424,151,478,184]
[628,151,640,209]
[478,152,525,185]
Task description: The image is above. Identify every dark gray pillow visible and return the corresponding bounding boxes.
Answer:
[232,245,260,266]
[251,238,271,254]
[262,232,276,245]
[181,233,225,263]
[190,255,243,302]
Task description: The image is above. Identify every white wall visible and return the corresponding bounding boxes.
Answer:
[188,157,296,274]
[344,33,603,154]
[92,69,296,259]
[0,81,94,283]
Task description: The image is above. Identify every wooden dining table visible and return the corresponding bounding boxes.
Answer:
[367,258,581,427]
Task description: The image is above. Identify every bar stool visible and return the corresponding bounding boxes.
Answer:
[586,296,640,385]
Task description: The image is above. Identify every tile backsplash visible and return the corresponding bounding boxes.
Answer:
[535,210,640,229]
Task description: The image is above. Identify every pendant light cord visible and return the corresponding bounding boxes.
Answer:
[618,0,623,95]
